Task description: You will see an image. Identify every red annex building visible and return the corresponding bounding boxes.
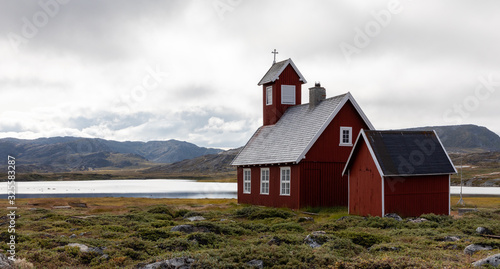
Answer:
[343,130,457,217]
[231,58,374,209]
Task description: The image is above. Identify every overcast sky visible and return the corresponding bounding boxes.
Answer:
[1,0,499,149]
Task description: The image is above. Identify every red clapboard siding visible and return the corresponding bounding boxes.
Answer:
[237,165,301,209]
[305,100,369,163]
[262,64,303,126]
[348,139,383,217]
[299,162,348,208]
[384,175,449,217]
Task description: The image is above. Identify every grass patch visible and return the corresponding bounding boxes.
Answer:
[4,196,500,268]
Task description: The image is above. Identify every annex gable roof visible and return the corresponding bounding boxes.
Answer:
[232,93,374,166]
[343,130,457,177]
[257,58,307,85]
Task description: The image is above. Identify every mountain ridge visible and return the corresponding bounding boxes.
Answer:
[400,124,500,153]
[0,136,223,172]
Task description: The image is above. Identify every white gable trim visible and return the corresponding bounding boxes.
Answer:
[433,130,458,174]
[258,58,307,85]
[342,129,364,176]
[342,129,385,178]
[346,92,375,130]
[296,93,374,163]
[361,130,385,177]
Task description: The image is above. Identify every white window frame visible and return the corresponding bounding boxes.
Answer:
[266,86,273,106]
[281,85,295,105]
[280,167,291,196]
[340,126,353,146]
[260,168,269,195]
[243,168,251,194]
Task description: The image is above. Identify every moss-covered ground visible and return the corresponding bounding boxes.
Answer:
[0,196,499,268]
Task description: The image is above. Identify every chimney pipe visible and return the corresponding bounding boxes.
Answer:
[309,82,326,109]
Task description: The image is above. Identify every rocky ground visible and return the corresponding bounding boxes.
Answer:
[0,197,499,268]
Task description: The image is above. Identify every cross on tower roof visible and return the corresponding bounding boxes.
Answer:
[271,49,278,64]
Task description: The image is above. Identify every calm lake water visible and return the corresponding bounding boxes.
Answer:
[1,179,237,199]
[1,180,499,199]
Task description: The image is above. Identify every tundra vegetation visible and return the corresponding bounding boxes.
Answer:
[0,197,499,268]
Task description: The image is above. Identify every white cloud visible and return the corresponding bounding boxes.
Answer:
[1,0,500,148]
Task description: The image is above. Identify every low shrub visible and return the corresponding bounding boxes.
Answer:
[359,216,403,229]
[267,234,304,245]
[337,231,388,248]
[420,213,453,225]
[323,237,364,256]
[136,228,171,241]
[158,238,193,251]
[147,206,174,217]
[151,220,175,228]
[187,232,221,247]
[183,211,203,218]
[271,222,305,233]
[174,209,191,218]
[234,206,294,220]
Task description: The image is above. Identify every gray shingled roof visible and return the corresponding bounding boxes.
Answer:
[232,93,373,166]
[344,130,457,176]
[257,58,307,85]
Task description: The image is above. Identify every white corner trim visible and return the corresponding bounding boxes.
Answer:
[347,169,350,215]
[448,174,451,215]
[381,176,385,217]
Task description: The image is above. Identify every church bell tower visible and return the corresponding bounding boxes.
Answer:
[257,53,307,126]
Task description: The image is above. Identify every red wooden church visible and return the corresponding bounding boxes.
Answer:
[231,58,374,209]
[343,130,457,217]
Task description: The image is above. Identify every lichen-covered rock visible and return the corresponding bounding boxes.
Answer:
[464,244,492,255]
[472,253,500,267]
[304,231,328,248]
[408,218,428,223]
[247,259,264,268]
[443,236,460,242]
[67,243,89,252]
[476,227,492,235]
[298,217,314,222]
[137,257,195,269]
[384,213,402,221]
[186,216,205,222]
[0,253,14,269]
[170,225,195,233]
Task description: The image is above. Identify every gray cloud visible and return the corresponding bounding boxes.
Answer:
[1,0,499,148]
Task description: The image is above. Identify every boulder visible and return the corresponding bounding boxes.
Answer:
[66,243,105,254]
[186,216,205,222]
[246,259,264,268]
[304,231,328,248]
[0,253,14,269]
[408,218,428,223]
[472,253,500,267]
[171,225,195,233]
[443,236,460,242]
[384,213,402,221]
[298,217,314,223]
[67,243,89,252]
[476,227,492,235]
[137,257,195,269]
[464,244,493,255]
